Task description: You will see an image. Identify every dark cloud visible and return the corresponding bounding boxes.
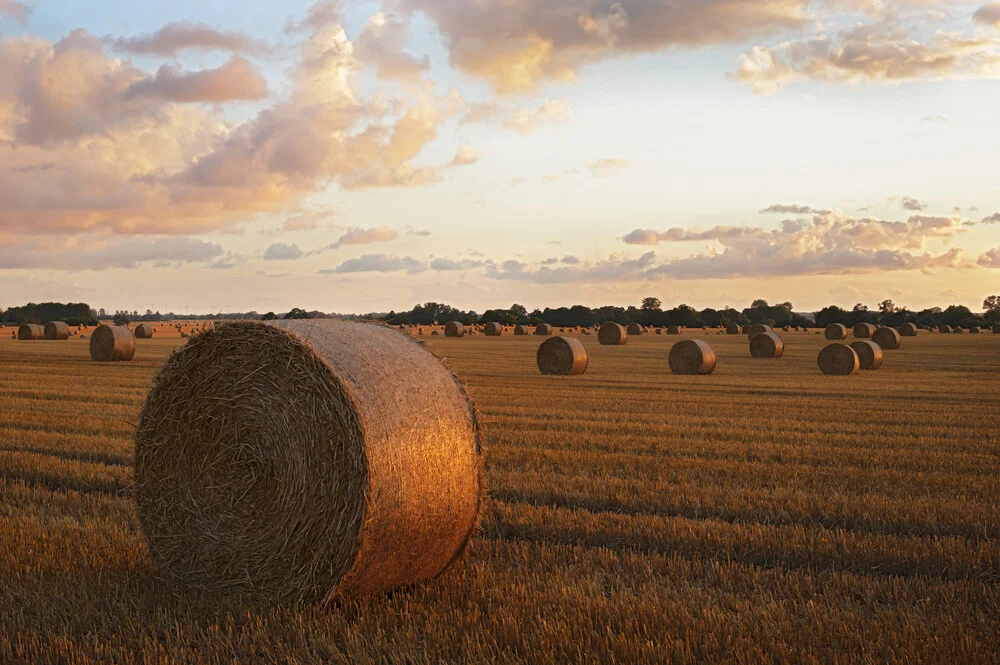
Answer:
[900,197,927,211]
[125,57,268,103]
[759,203,828,215]
[263,242,303,260]
[324,253,426,274]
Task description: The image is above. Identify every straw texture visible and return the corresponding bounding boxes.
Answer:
[536,337,588,375]
[598,322,627,346]
[818,343,860,376]
[89,325,136,362]
[668,340,716,375]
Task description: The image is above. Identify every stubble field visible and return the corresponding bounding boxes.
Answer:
[0,328,997,664]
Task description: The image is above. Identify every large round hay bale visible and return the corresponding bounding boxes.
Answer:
[626,322,644,336]
[970,326,982,334]
[17,324,43,340]
[43,321,70,340]
[938,324,951,333]
[749,332,784,358]
[90,325,136,362]
[872,326,901,350]
[825,323,848,340]
[850,340,883,370]
[534,323,553,336]
[135,323,155,339]
[726,323,741,335]
[899,323,918,337]
[853,323,876,339]
[536,337,588,375]
[747,324,772,339]
[134,320,481,603]
[818,343,860,376]
[598,322,627,346]
[666,325,681,335]
[444,321,465,338]
[483,322,503,336]
[668,340,716,375]
[513,324,529,336]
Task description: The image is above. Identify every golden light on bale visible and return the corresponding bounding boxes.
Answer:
[825,323,848,340]
[90,325,136,362]
[850,340,883,370]
[598,322,627,346]
[747,323,772,339]
[668,340,716,375]
[818,343,860,376]
[135,323,155,339]
[534,323,553,336]
[853,323,876,338]
[444,321,465,338]
[17,324,43,340]
[726,323,741,335]
[43,321,70,340]
[939,325,952,333]
[899,322,918,337]
[626,322,644,336]
[536,337,588,375]
[666,325,681,335]
[484,322,503,336]
[872,326,901,350]
[513,324,529,336]
[750,332,784,358]
[134,320,482,604]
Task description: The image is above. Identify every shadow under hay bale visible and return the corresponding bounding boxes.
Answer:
[536,337,588,375]
[850,340,883,370]
[43,321,70,340]
[134,320,482,604]
[872,327,901,350]
[825,323,848,340]
[853,323,875,339]
[669,339,716,375]
[444,321,465,338]
[750,332,784,358]
[598,322,627,346]
[90,325,136,362]
[17,324,43,340]
[818,343,860,376]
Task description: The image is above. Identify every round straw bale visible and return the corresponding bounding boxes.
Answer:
[668,340,717,375]
[598,322,627,346]
[970,326,981,334]
[135,323,155,339]
[726,323,741,335]
[444,321,465,338]
[747,323,772,339]
[939,324,952,333]
[43,321,70,340]
[484,322,503,336]
[825,323,848,340]
[850,340,883,370]
[666,325,681,335]
[782,325,791,332]
[741,325,750,334]
[536,337,588,375]
[655,328,663,335]
[17,324,43,340]
[853,323,876,338]
[626,322,643,336]
[534,323,553,336]
[993,324,1000,334]
[954,327,965,334]
[750,332,784,358]
[514,324,529,336]
[818,343,860,376]
[134,320,481,603]
[899,322,918,337]
[872,326,901,350]
[90,325,136,362]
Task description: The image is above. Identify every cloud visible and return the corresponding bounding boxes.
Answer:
[324,253,426,274]
[209,252,246,270]
[0,236,225,270]
[979,247,1000,267]
[429,257,487,271]
[561,255,580,265]
[900,197,927,211]
[354,12,430,81]
[125,57,269,103]
[449,145,482,167]
[263,242,303,260]
[285,0,341,34]
[460,97,574,133]
[974,3,1000,29]
[0,0,30,23]
[283,207,337,231]
[586,158,630,175]
[328,226,399,249]
[982,212,1000,224]
[759,203,829,215]
[541,257,558,265]
[407,227,431,237]
[106,21,271,56]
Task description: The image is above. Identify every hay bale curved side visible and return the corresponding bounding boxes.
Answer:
[725,323,741,335]
[134,320,481,603]
[626,322,643,336]
[513,324,529,336]
[899,322,918,337]
[825,323,848,340]
[872,327,901,350]
[818,343,860,375]
[850,340,883,370]
[43,321,70,340]
[444,321,465,338]
[90,325,136,362]
[598,322,627,346]
[970,326,982,334]
[748,323,772,339]
[534,323,553,336]
[536,337,588,375]
[483,322,503,336]
[669,340,716,375]
[17,324,43,340]
[135,323,155,339]
[666,325,681,335]
[853,323,876,338]
[749,332,784,358]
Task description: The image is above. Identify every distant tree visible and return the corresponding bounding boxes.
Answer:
[509,304,528,320]
[98,308,107,318]
[113,311,129,326]
[984,295,1000,313]
[641,297,662,311]
[853,303,868,312]
[284,308,310,320]
[878,299,896,314]
[778,302,793,312]
[261,312,277,321]
[751,299,769,309]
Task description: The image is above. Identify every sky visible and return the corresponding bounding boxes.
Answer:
[0,0,998,315]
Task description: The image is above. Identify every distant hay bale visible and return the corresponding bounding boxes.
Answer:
[782,325,791,332]
[953,327,965,334]
[514,324,530,336]
[970,326,982,334]
[418,328,424,335]
[853,323,876,338]
[655,328,663,335]
[993,324,1000,334]
[484,322,503,336]
[431,330,440,336]
[668,340,716,375]
[134,320,481,603]
[627,322,644,336]
[825,323,848,340]
[748,323,772,339]
[939,325,952,333]
[534,323,553,336]
[872,327,901,350]
[444,321,465,338]
[536,337,588,375]
[598,322,627,346]
[43,321,70,340]
[850,340,883,370]
[666,325,681,335]
[818,343,860,376]
[135,324,155,339]
[90,325,136,362]
[17,324,43,340]
[741,325,750,335]
[750,332,784,358]
[726,323,741,335]
[899,323,918,337]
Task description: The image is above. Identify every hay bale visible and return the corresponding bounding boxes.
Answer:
[43,321,70,340]
[818,343,860,376]
[431,330,440,336]
[850,340,883,370]
[17,324,43,340]
[782,325,791,332]
[134,320,481,603]
[899,322,918,337]
[668,340,716,375]
[872,327,901,350]
[444,321,465,338]
[853,323,876,338]
[970,326,982,334]
[666,325,681,335]
[514,324,529,336]
[749,332,784,358]
[824,323,848,340]
[135,323,155,339]
[938,324,951,333]
[534,323,553,336]
[484,322,503,336]
[626,322,644,336]
[747,323,772,340]
[953,327,965,334]
[598,322,627,346]
[993,324,1000,334]
[90,325,136,362]
[536,337,588,375]
[726,323,741,335]
[655,328,663,335]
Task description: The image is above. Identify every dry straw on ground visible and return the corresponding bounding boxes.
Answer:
[668,340,717,375]
[43,321,69,340]
[850,340,883,370]
[536,337,588,375]
[598,322,627,346]
[17,324,43,340]
[825,324,848,340]
[534,323,553,336]
[135,324,155,339]
[484,322,503,337]
[444,321,465,338]
[627,323,644,336]
[853,323,876,338]
[89,325,136,362]
[899,323,918,337]
[818,343,860,376]
[750,332,784,358]
[748,324,772,339]
[872,327,901,350]
[134,320,482,604]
